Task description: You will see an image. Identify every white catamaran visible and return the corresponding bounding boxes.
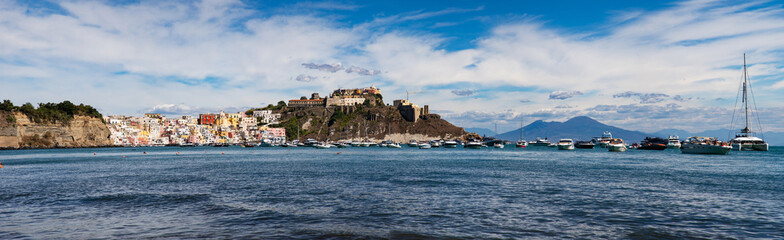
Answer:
[729,54,769,151]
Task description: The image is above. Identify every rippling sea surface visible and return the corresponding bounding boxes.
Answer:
[2,146,783,239]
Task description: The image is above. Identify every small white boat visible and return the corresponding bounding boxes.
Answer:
[592,131,613,148]
[529,137,551,146]
[408,140,419,147]
[419,143,431,149]
[493,142,504,148]
[681,137,731,155]
[464,141,483,149]
[313,142,332,149]
[430,140,442,148]
[667,136,681,149]
[387,142,402,148]
[515,140,527,148]
[444,140,458,148]
[607,138,627,152]
[556,139,574,150]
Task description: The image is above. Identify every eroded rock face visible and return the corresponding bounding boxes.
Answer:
[0,113,111,149]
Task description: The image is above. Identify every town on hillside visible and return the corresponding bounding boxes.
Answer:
[104,86,444,146]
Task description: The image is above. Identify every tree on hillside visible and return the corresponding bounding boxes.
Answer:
[0,100,13,111]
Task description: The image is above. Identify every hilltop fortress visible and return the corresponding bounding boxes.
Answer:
[287,86,430,123]
[268,86,465,142]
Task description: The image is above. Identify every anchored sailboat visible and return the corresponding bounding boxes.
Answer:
[515,117,527,148]
[729,54,769,151]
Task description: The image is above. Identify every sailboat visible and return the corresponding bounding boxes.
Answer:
[515,117,528,148]
[729,54,769,151]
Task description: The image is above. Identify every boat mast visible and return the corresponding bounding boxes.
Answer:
[520,117,524,140]
[743,54,750,136]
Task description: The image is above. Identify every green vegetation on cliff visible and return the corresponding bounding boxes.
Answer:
[1,100,103,124]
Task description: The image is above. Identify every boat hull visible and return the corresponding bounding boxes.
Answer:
[557,144,574,150]
[681,144,731,155]
[464,144,482,149]
[608,144,627,152]
[444,144,458,148]
[638,144,667,150]
[666,143,681,149]
[732,143,769,151]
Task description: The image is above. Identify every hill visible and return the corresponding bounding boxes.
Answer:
[465,127,496,137]
[268,105,467,142]
[494,116,651,143]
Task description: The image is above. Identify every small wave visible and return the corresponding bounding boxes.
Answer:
[81,193,210,207]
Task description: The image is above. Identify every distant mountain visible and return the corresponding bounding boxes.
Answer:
[495,116,651,143]
[653,128,784,146]
[465,127,496,138]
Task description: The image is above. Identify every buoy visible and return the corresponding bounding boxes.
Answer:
[0,162,4,168]
[93,152,96,155]
[143,152,146,154]
[122,156,125,158]
[222,152,225,155]
[176,152,179,155]
[336,152,341,155]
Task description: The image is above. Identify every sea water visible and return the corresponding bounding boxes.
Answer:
[1,146,783,239]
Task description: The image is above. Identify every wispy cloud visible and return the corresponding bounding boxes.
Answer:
[613,91,670,103]
[451,89,476,96]
[294,74,317,82]
[302,63,344,73]
[345,66,381,76]
[549,91,583,100]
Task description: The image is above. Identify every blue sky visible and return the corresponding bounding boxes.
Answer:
[1,0,784,133]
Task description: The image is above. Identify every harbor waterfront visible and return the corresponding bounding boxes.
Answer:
[2,146,783,239]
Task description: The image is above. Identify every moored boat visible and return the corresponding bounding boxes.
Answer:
[638,137,667,150]
[515,117,527,148]
[556,139,574,150]
[529,137,551,147]
[667,136,681,149]
[574,141,595,149]
[418,142,431,149]
[681,137,731,155]
[729,54,769,151]
[464,140,483,149]
[408,140,419,147]
[313,142,332,149]
[592,131,613,148]
[607,138,627,152]
[444,140,458,148]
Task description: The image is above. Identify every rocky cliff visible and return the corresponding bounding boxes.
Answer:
[273,105,468,142]
[0,112,111,149]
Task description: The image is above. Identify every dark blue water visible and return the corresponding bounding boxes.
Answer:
[1,146,783,239]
